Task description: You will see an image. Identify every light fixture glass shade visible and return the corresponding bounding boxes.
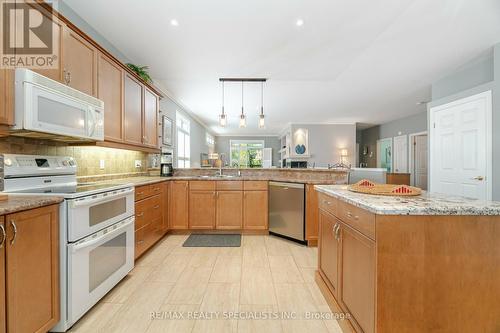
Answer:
[258,114,265,128]
[340,149,348,157]
[239,113,246,128]
[219,113,227,127]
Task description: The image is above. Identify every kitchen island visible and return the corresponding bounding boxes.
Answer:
[314,185,500,333]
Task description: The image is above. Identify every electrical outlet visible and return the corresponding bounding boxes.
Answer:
[135,160,142,168]
[99,159,105,169]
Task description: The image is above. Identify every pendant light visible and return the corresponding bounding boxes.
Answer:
[258,81,265,129]
[239,81,246,128]
[219,81,227,127]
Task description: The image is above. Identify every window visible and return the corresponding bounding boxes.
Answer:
[206,132,215,146]
[176,112,190,168]
[230,140,264,168]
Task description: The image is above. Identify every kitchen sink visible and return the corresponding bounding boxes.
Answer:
[197,174,239,179]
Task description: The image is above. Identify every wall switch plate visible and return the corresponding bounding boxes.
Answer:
[135,160,142,168]
[99,159,105,169]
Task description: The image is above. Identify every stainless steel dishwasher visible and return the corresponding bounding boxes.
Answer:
[268,181,305,243]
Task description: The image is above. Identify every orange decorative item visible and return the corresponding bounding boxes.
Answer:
[348,179,422,196]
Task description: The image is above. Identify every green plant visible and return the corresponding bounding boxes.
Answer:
[126,63,152,83]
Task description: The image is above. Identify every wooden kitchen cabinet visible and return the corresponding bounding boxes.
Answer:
[305,184,319,245]
[0,70,14,126]
[339,222,375,333]
[4,205,59,333]
[0,217,5,333]
[170,181,189,229]
[243,190,268,230]
[216,191,243,229]
[318,211,340,296]
[189,191,216,229]
[98,53,124,142]
[143,87,159,148]
[62,26,98,96]
[161,182,169,234]
[124,73,143,146]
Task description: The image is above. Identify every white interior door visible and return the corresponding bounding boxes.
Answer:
[393,135,408,173]
[430,91,492,200]
[413,134,428,190]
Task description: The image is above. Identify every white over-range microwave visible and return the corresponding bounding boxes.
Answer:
[13,68,105,141]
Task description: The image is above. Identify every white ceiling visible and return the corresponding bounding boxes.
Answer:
[64,0,500,135]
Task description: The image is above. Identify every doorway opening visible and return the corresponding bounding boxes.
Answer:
[409,132,428,190]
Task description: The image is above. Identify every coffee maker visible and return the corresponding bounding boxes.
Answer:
[160,148,173,177]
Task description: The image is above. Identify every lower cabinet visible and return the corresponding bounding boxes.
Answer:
[161,181,169,234]
[189,191,216,229]
[339,223,375,333]
[0,218,5,333]
[243,190,268,229]
[2,205,59,333]
[169,181,189,229]
[319,211,340,296]
[216,191,243,229]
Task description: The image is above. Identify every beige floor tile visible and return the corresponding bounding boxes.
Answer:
[147,254,191,283]
[242,245,269,268]
[101,281,174,333]
[159,234,189,247]
[210,256,242,283]
[274,283,319,316]
[136,243,176,267]
[68,302,122,333]
[237,304,283,333]
[323,318,344,333]
[166,266,213,304]
[299,267,317,284]
[280,319,329,333]
[218,246,243,256]
[264,236,292,256]
[240,267,277,305]
[103,266,154,304]
[306,282,330,309]
[200,283,240,313]
[171,245,198,255]
[146,304,200,333]
[187,248,218,268]
[242,235,266,247]
[268,256,304,283]
[289,244,318,268]
[192,319,238,333]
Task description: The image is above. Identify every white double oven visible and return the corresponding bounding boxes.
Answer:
[2,154,135,331]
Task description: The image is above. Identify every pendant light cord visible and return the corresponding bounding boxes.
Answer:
[222,81,225,115]
[261,81,264,115]
[241,81,244,115]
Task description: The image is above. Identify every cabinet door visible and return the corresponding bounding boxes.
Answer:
[169,181,189,229]
[143,88,158,148]
[243,190,268,230]
[161,182,169,234]
[5,205,59,333]
[216,191,243,229]
[305,184,319,242]
[98,53,123,142]
[319,211,340,296]
[62,26,98,96]
[0,70,14,125]
[339,223,375,333]
[189,191,216,229]
[124,74,143,145]
[0,217,5,333]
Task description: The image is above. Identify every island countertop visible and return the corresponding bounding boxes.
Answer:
[315,184,500,215]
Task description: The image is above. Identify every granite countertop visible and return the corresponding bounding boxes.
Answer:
[0,195,64,216]
[315,185,500,216]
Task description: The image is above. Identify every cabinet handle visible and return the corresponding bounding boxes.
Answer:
[137,240,144,245]
[9,220,17,245]
[0,224,5,248]
[137,192,144,195]
[346,212,359,220]
[335,224,341,242]
[332,223,338,239]
[154,205,160,209]
[137,212,144,217]
[323,200,331,206]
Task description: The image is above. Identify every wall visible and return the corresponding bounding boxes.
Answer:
[429,43,500,200]
[214,136,281,167]
[159,96,214,168]
[290,124,357,168]
[0,137,148,177]
[358,111,428,167]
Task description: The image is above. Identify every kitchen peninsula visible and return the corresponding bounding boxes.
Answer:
[315,185,500,333]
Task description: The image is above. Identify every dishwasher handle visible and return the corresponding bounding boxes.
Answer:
[269,181,304,189]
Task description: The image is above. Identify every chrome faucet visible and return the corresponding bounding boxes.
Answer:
[218,153,225,176]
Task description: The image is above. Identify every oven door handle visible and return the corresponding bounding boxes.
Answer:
[70,188,134,208]
[71,217,134,253]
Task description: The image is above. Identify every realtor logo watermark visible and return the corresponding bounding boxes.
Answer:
[1,0,58,69]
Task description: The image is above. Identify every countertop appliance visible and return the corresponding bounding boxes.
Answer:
[160,147,173,177]
[268,181,305,243]
[2,154,134,332]
[12,68,105,141]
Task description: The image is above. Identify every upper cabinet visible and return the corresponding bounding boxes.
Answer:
[124,73,144,146]
[143,87,159,148]
[98,54,124,142]
[62,27,98,96]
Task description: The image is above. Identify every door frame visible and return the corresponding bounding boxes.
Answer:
[376,138,393,171]
[429,90,492,200]
[408,131,428,187]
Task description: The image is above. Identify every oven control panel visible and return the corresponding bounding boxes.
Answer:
[3,154,77,178]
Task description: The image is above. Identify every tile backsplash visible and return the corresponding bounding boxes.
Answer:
[0,137,148,177]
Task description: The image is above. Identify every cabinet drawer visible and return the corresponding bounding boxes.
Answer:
[135,199,148,230]
[338,201,375,240]
[244,181,268,191]
[150,194,162,220]
[135,223,154,259]
[135,184,152,201]
[318,193,337,216]
[150,182,164,195]
[190,180,216,191]
[216,181,243,191]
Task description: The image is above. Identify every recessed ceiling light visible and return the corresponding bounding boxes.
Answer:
[296,19,304,27]
[170,19,179,27]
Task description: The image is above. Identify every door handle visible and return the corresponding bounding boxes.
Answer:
[9,220,17,245]
[472,176,484,181]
